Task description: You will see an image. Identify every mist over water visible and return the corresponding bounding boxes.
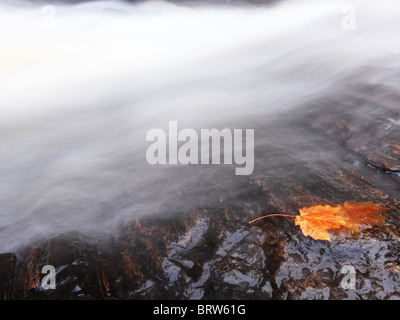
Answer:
[0,0,399,252]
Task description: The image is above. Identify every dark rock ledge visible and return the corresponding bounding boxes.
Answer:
[1,78,400,300]
[0,253,16,300]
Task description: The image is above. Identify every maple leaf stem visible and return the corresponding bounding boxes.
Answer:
[249,214,297,224]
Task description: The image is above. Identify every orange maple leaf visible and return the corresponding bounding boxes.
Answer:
[336,201,389,231]
[249,199,390,242]
[295,205,347,241]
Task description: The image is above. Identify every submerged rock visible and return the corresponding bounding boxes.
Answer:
[3,79,400,299]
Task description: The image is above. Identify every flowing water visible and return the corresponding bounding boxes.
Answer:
[0,0,399,252]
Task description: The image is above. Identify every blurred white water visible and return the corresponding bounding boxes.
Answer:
[0,0,399,252]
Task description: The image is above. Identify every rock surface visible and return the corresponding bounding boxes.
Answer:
[1,78,400,299]
[0,253,16,300]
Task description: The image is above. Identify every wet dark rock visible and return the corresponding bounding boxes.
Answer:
[303,82,400,172]
[0,253,16,300]
[13,232,121,299]
[10,166,400,300]
[3,80,400,299]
